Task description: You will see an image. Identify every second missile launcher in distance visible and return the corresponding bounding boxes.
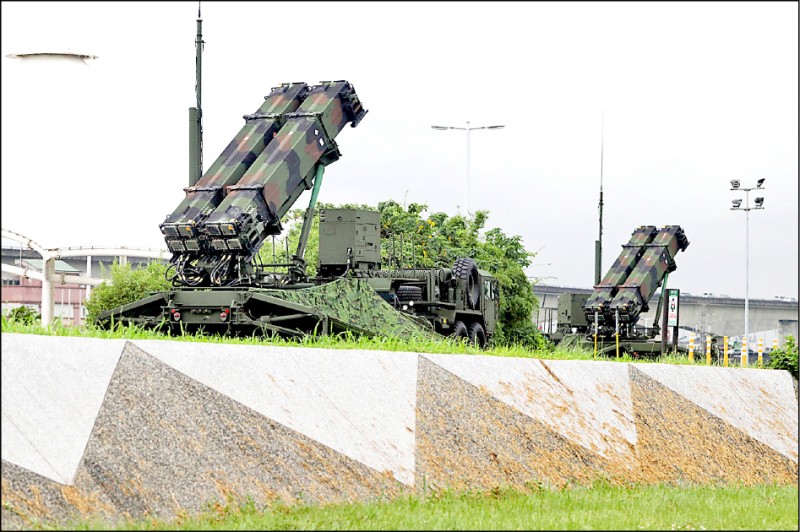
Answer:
[546,225,690,357]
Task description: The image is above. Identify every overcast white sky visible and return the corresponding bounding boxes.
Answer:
[2,1,797,300]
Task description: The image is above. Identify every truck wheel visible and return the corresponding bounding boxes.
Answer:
[396,285,423,303]
[453,258,480,309]
[451,320,468,342]
[468,322,487,348]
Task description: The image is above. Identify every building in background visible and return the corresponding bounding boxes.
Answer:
[1,245,165,325]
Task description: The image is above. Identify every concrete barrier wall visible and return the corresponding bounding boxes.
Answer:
[1,333,796,528]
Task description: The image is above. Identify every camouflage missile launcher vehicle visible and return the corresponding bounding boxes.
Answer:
[98,82,498,346]
[546,225,690,357]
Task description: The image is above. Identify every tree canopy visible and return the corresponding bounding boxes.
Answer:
[260,200,544,347]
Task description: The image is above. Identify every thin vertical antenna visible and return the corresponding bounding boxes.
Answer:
[196,2,204,180]
[595,111,605,286]
[600,110,604,262]
[188,2,204,185]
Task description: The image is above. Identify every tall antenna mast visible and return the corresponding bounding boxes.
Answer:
[594,111,604,286]
[188,1,204,186]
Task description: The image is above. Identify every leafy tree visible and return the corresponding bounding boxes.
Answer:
[259,200,544,347]
[85,260,171,324]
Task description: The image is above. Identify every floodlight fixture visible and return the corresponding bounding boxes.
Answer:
[730,179,740,189]
[757,178,765,188]
[731,198,742,208]
[754,197,764,207]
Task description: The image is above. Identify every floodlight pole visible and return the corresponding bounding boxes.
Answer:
[431,122,505,215]
[466,123,471,214]
[745,188,749,346]
[730,180,766,356]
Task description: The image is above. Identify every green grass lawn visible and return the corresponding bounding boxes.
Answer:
[67,483,798,531]
[1,316,712,366]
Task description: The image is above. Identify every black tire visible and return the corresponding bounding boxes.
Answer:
[396,285,423,303]
[453,257,480,309]
[451,320,468,341]
[468,322,487,349]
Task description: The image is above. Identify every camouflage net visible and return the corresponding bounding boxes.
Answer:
[262,278,438,341]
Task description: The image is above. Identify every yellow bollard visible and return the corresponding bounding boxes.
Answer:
[689,332,695,362]
[593,333,597,359]
[758,337,763,368]
[723,336,729,367]
[706,335,712,365]
[773,338,778,353]
[741,337,748,368]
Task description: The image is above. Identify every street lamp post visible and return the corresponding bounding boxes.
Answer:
[729,178,766,358]
[431,121,504,215]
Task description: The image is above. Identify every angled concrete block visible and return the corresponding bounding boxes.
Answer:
[635,364,798,462]
[74,343,407,520]
[1,459,114,530]
[131,340,418,484]
[1,334,125,484]
[415,356,619,491]
[422,354,636,465]
[629,366,797,484]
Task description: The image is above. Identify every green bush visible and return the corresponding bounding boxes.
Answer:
[767,335,798,379]
[85,260,171,324]
[2,305,41,326]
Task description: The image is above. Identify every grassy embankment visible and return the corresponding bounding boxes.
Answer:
[66,483,798,530]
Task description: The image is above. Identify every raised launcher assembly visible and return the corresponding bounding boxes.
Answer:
[159,80,367,287]
[583,225,690,337]
[98,81,498,347]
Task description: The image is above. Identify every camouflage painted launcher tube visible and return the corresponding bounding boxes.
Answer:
[605,225,690,325]
[583,226,658,324]
[160,83,311,255]
[200,80,367,258]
